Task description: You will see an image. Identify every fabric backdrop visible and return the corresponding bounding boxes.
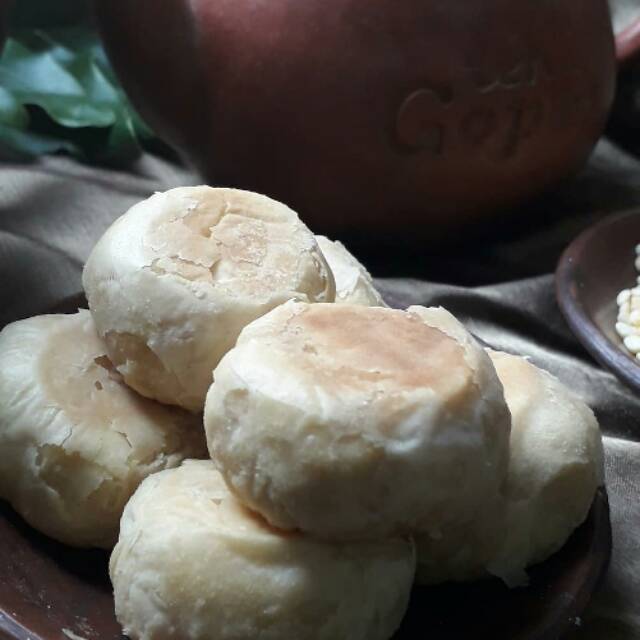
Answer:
[0,140,639,639]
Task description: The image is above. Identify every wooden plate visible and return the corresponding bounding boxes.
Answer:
[0,489,611,640]
[556,209,640,393]
[0,296,612,640]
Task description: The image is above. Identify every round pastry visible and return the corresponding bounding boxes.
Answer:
[413,493,506,586]
[110,459,415,640]
[315,235,386,306]
[83,186,335,412]
[205,302,510,540]
[0,311,206,549]
[486,351,604,585]
[415,351,604,586]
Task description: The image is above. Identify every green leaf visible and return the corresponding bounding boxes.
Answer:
[0,25,175,166]
[0,87,29,129]
[102,108,144,165]
[0,39,116,128]
[0,123,79,160]
[21,28,110,74]
[69,54,121,106]
[0,39,83,95]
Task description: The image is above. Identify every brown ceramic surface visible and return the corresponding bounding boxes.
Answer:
[93,0,616,236]
[0,295,612,640]
[556,209,640,393]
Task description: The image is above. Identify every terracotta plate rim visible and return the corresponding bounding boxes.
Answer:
[556,208,640,393]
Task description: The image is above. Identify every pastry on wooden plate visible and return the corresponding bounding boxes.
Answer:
[0,310,206,548]
[83,187,335,412]
[205,302,510,541]
[110,460,415,640]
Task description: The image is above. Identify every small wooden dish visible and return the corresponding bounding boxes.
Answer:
[556,209,640,393]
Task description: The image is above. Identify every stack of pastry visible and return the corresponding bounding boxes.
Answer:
[0,187,604,640]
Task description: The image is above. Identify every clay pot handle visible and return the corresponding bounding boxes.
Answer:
[616,15,640,66]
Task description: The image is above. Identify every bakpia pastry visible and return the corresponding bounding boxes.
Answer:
[315,235,387,307]
[83,187,335,412]
[0,311,206,548]
[205,302,510,541]
[110,460,415,640]
[415,351,604,586]
[486,351,604,585]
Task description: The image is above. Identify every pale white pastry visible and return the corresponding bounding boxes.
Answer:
[0,311,206,549]
[486,351,604,585]
[110,460,415,640]
[315,235,387,306]
[414,494,506,585]
[415,351,604,587]
[205,302,511,541]
[83,187,335,412]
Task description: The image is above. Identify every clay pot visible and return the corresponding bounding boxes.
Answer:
[94,0,618,236]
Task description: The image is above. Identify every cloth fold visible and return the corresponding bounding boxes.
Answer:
[0,142,638,638]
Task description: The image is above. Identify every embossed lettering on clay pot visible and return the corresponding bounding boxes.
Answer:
[94,0,617,236]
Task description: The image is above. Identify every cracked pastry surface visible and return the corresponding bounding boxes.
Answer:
[205,302,510,540]
[315,235,387,307]
[110,460,415,640]
[0,310,206,549]
[83,187,335,412]
[415,351,604,587]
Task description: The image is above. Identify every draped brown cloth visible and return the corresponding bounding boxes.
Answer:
[0,140,639,638]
